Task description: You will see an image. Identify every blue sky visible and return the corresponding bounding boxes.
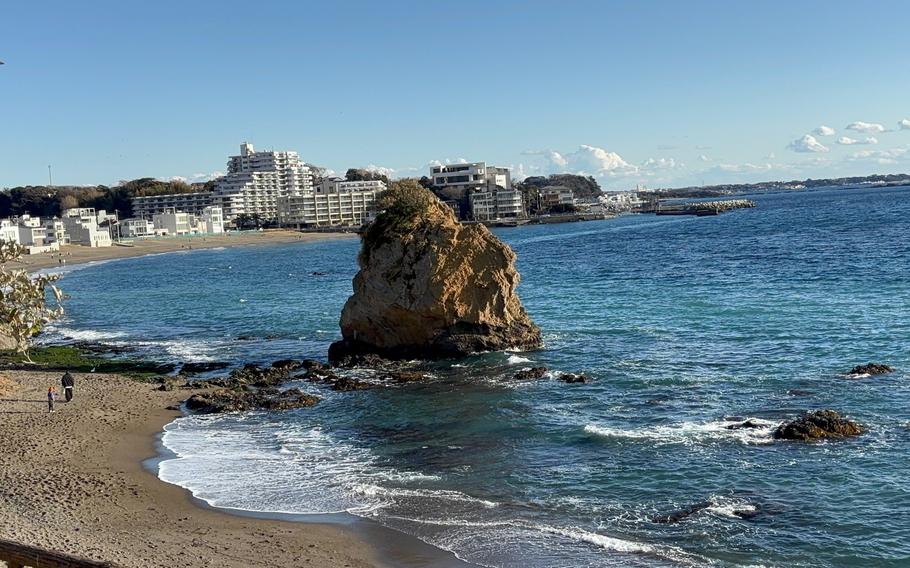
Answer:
[2,0,910,190]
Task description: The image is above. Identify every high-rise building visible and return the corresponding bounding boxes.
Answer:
[213,142,315,223]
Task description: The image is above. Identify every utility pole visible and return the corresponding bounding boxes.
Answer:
[48,165,53,187]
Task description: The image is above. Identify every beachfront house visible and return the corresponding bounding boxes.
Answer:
[0,215,61,254]
[540,187,576,210]
[200,206,224,234]
[152,210,192,236]
[120,218,155,238]
[62,208,113,248]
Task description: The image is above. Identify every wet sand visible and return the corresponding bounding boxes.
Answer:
[0,370,384,567]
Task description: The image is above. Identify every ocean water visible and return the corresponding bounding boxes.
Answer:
[48,186,910,567]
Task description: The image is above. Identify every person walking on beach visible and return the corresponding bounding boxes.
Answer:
[47,387,57,413]
[61,371,75,402]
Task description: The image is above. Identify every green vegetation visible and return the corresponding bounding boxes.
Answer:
[0,345,174,378]
[0,242,65,361]
[0,177,214,220]
[360,179,436,262]
[345,168,390,185]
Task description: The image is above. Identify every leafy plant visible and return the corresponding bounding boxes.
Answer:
[0,241,65,362]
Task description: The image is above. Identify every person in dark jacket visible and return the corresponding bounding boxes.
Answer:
[61,371,75,402]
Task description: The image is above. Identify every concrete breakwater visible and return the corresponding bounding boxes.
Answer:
[656,199,756,216]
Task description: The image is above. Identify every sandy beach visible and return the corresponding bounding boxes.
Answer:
[0,370,384,568]
[6,229,355,273]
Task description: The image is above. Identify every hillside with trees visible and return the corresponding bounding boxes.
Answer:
[0,178,210,219]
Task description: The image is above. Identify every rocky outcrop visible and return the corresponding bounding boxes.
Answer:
[185,387,320,414]
[180,361,230,375]
[329,182,542,363]
[847,363,894,376]
[513,367,549,381]
[772,410,863,441]
[558,373,592,384]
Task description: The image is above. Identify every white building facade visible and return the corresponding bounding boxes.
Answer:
[120,218,155,238]
[62,208,112,248]
[469,188,526,221]
[277,179,384,229]
[430,162,511,196]
[199,206,224,234]
[132,191,215,219]
[214,142,315,224]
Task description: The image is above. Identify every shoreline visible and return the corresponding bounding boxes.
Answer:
[6,229,355,273]
[0,370,469,567]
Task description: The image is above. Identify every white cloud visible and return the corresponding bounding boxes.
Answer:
[161,171,223,184]
[364,164,396,178]
[813,125,836,136]
[837,136,878,146]
[765,152,776,159]
[787,134,829,153]
[846,121,886,133]
[714,162,774,173]
[699,154,710,162]
[899,119,910,130]
[524,145,637,177]
[846,147,908,165]
[641,157,684,170]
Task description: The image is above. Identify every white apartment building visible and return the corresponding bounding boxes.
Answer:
[152,210,192,236]
[62,208,112,248]
[132,191,215,219]
[214,142,315,223]
[120,218,155,238]
[430,162,511,196]
[1,216,61,253]
[277,178,384,229]
[540,187,575,209]
[0,219,19,244]
[200,206,224,234]
[469,188,526,221]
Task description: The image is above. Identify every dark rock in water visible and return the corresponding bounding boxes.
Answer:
[387,371,426,383]
[652,501,712,524]
[330,376,373,392]
[773,410,863,441]
[558,373,592,384]
[328,182,542,363]
[513,367,549,381]
[180,361,230,374]
[330,352,397,370]
[312,271,327,276]
[726,419,765,430]
[787,389,814,397]
[301,359,325,371]
[270,359,305,371]
[185,388,320,414]
[848,363,894,376]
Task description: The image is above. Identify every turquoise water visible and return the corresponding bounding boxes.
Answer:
[49,186,910,567]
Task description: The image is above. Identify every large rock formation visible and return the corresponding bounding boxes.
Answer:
[329,182,542,363]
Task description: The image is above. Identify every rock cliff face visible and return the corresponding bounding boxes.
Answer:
[329,182,542,362]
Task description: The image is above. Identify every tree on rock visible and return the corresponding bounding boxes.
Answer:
[0,242,65,361]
